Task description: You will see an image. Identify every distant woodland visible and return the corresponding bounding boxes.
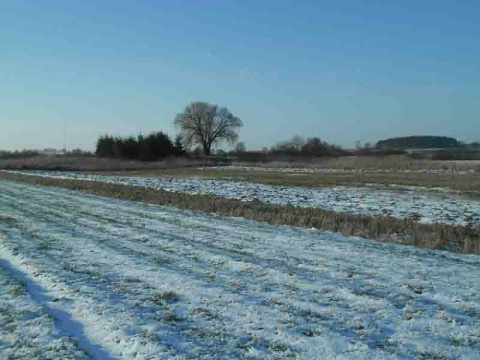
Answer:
[376,136,459,150]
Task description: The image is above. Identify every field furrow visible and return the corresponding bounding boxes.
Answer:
[0,180,479,359]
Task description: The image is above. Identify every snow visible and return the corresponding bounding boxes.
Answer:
[202,165,477,175]
[0,261,90,359]
[0,179,479,359]
[10,170,480,227]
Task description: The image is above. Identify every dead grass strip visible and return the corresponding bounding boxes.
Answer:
[1,171,478,255]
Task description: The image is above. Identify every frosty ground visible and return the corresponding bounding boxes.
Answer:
[0,179,479,359]
[12,170,480,226]
[203,165,478,175]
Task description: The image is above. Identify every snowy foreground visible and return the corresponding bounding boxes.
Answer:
[0,180,479,359]
[12,170,480,226]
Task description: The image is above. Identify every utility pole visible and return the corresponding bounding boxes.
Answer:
[63,129,67,155]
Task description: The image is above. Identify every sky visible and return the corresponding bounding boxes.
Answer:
[1,1,479,151]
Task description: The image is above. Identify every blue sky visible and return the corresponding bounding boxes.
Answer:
[1,1,479,151]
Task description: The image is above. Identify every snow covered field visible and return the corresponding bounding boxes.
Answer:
[11,170,480,226]
[0,179,479,359]
[203,165,477,175]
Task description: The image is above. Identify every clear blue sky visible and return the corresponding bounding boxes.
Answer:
[1,1,479,151]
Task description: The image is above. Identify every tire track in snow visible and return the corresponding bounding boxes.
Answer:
[0,257,111,360]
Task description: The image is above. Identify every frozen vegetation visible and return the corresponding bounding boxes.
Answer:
[10,170,480,226]
[203,165,477,175]
[0,179,479,359]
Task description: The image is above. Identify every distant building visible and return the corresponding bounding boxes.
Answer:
[38,148,63,156]
[404,148,446,154]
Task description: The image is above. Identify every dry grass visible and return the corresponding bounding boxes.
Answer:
[236,155,480,172]
[1,171,478,254]
[0,155,214,172]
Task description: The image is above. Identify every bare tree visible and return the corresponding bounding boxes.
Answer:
[174,102,243,156]
[234,141,246,153]
[290,135,306,152]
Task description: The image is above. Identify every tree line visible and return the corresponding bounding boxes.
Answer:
[0,150,38,160]
[95,101,242,161]
[96,133,185,161]
[269,136,346,157]
[376,136,459,150]
[94,101,480,162]
[5,101,477,162]
[94,98,347,162]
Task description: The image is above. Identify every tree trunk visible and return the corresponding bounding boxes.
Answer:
[203,142,211,156]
